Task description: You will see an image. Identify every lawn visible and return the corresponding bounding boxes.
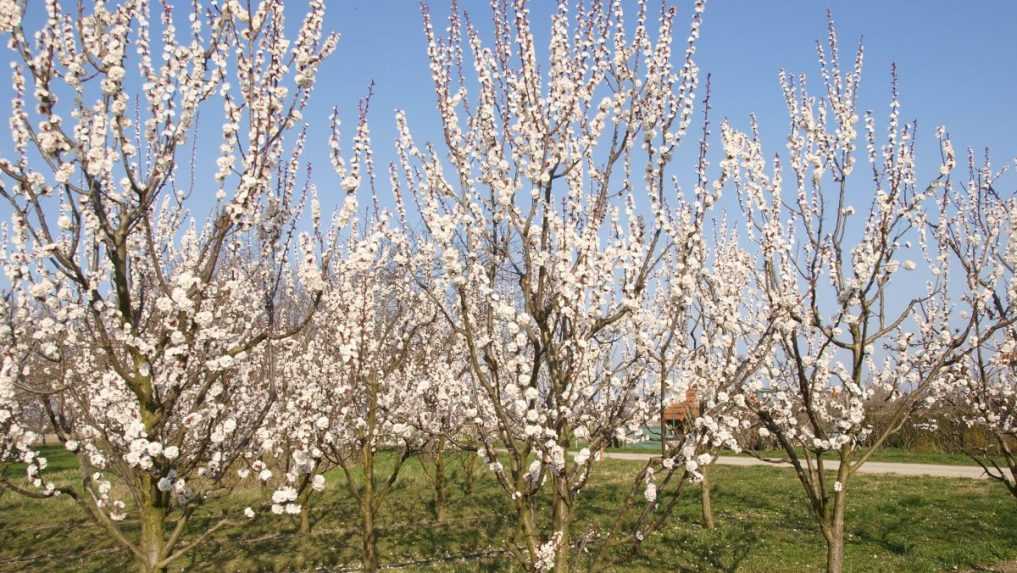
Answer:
[1,447,1014,572]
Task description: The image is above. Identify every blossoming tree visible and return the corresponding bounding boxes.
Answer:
[0,1,339,571]
[0,230,41,489]
[403,332,477,522]
[935,149,1017,498]
[266,104,440,566]
[584,85,778,554]
[634,226,776,532]
[395,0,714,569]
[719,18,976,573]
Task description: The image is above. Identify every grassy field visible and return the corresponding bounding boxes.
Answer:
[1,447,1015,572]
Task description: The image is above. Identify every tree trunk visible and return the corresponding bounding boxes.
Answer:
[551,477,572,573]
[995,434,1017,500]
[136,378,167,573]
[361,504,379,573]
[293,502,310,569]
[360,380,381,572]
[700,464,715,530]
[461,452,477,496]
[358,442,381,573]
[295,484,314,538]
[824,487,847,573]
[516,496,541,566]
[299,502,312,536]
[138,477,167,573]
[432,445,448,522]
[824,525,844,573]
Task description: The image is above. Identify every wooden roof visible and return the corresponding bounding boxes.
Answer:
[662,388,699,422]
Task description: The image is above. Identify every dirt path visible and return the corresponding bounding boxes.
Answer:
[601,451,1008,480]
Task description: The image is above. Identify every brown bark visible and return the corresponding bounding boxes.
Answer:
[432,445,448,522]
[359,439,380,573]
[824,510,845,573]
[360,478,379,573]
[515,494,541,566]
[299,503,312,536]
[822,460,849,573]
[700,464,715,530]
[551,474,572,573]
[460,451,477,496]
[361,510,379,572]
[137,477,167,573]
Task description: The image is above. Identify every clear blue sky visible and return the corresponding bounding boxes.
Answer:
[300,0,1017,216]
[0,1,1009,335]
[316,1,1017,198]
[2,1,1015,218]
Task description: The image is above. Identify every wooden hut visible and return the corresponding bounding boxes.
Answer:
[662,387,699,425]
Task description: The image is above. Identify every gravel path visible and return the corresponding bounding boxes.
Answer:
[600,451,1007,480]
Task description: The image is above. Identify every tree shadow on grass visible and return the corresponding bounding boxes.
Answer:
[619,526,760,573]
[381,511,509,559]
[848,497,917,557]
[178,522,361,572]
[715,486,816,534]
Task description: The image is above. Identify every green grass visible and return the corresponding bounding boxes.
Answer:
[4,445,80,473]
[1,450,1014,572]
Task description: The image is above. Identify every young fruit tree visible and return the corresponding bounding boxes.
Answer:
[283,219,438,572]
[634,224,777,534]
[394,0,727,569]
[934,150,1017,498]
[0,1,339,571]
[0,235,42,492]
[404,333,476,523]
[590,84,777,555]
[266,109,441,569]
[720,18,975,573]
